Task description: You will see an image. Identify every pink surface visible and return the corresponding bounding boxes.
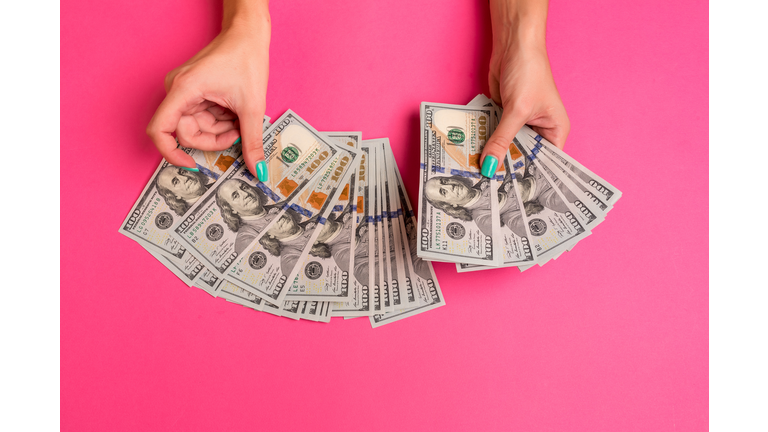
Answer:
[62,0,708,430]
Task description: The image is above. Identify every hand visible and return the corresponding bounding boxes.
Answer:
[481,0,569,178]
[146,4,270,179]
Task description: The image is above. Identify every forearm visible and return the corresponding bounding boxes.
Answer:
[223,0,271,34]
[489,0,548,49]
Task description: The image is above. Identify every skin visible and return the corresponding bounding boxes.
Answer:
[147,0,567,177]
[219,179,265,216]
[424,177,477,207]
[482,0,570,169]
[146,0,271,175]
[157,167,207,200]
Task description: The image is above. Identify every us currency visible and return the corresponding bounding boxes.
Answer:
[330,144,373,317]
[382,143,419,307]
[509,137,591,263]
[371,156,445,327]
[456,148,537,272]
[376,139,410,310]
[286,132,361,302]
[518,126,622,209]
[298,301,332,323]
[224,136,361,305]
[119,116,271,285]
[367,144,386,314]
[418,102,503,266]
[144,247,217,296]
[262,299,302,320]
[215,279,265,311]
[170,110,342,279]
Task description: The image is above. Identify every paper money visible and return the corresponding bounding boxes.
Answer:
[170,111,342,278]
[371,147,445,327]
[330,143,373,317]
[518,126,622,208]
[224,134,361,305]
[418,102,503,266]
[119,116,271,284]
[286,132,361,302]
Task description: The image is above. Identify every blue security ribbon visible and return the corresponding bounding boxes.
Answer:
[241,169,255,181]
[449,168,481,179]
[256,182,280,202]
[289,203,313,218]
[364,216,374,223]
[420,163,427,170]
[513,161,524,170]
[196,164,219,181]
[431,166,446,174]
[333,205,344,212]
[318,217,327,224]
[534,135,542,142]
[351,205,357,212]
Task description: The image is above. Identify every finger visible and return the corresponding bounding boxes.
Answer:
[480,109,528,178]
[192,110,237,135]
[207,104,237,121]
[177,118,241,152]
[488,71,502,107]
[238,102,267,180]
[528,108,570,149]
[147,89,204,168]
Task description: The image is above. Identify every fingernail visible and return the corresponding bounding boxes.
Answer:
[181,166,199,172]
[256,160,268,182]
[481,156,498,178]
[233,137,241,146]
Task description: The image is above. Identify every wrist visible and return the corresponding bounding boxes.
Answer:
[490,0,548,50]
[222,0,271,35]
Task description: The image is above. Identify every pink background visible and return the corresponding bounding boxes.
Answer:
[62,0,708,430]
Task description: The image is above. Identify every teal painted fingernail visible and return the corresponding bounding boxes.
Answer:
[181,166,199,172]
[481,156,498,178]
[256,160,268,182]
[233,137,241,146]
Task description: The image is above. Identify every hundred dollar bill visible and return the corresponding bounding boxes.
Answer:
[286,132,361,302]
[457,149,538,272]
[371,165,445,327]
[298,301,331,323]
[118,116,271,284]
[214,279,265,311]
[143,247,217,296]
[509,137,591,263]
[418,102,503,266]
[330,144,373,317]
[366,144,386,314]
[517,134,606,228]
[376,139,409,310]
[518,126,622,208]
[224,137,361,304]
[262,299,302,320]
[170,110,341,278]
[382,144,419,307]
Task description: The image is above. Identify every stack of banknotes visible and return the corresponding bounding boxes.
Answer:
[120,110,444,327]
[418,94,622,272]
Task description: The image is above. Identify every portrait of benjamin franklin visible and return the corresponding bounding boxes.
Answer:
[258,207,316,275]
[215,178,276,254]
[308,204,354,273]
[154,166,213,216]
[423,174,494,236]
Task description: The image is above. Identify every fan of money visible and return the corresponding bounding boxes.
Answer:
[417,94,622,273]
[120,110,444,328]
[119,95,619,327]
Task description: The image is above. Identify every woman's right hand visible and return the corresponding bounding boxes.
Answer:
[146,0,271,180]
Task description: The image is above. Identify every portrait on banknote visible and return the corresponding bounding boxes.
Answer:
[308,204,354,273]
[153,166,214,216]
[423,174,496,237]
[258,206,317,275]
[215,178,281,255]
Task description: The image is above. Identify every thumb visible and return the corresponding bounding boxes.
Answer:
[237,102,267,182]
[480,109,527,178]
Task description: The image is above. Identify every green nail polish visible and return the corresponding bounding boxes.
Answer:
[256,160,268,182]
[481,156,498,178]
[233,137,241,146]
[181,166,199,172]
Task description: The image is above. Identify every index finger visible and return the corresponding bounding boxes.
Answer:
[146,88,204,167]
